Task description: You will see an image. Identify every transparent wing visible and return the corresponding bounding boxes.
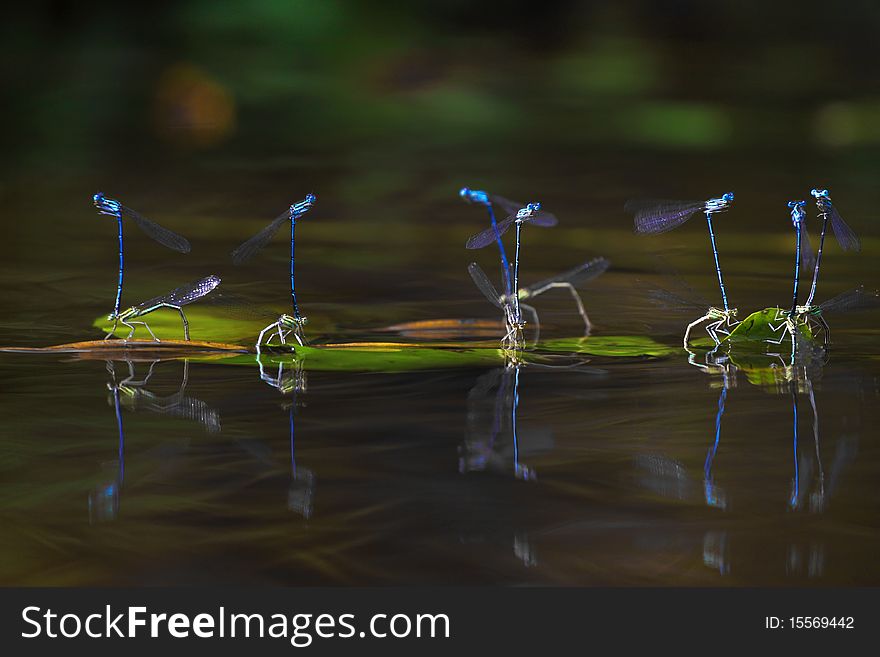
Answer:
[798,221,816,272]
[524,257,610,295]
[491,195,558,227]
[828,205,861,252]
[647,286,710,313]
[467,262,504,309]
[488,194,525,216]
[528,211,558,227]
[120,205,191,253]
[818,286,880,314]
[231,210,290,264]
[135,275,220,311]
[466,216,515,249]
[203,291,282,321]
[625,199,704,235]
[647,253,713,311]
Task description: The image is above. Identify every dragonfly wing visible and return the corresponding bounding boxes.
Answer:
[828,206,861,252]
[524,257,610,295]
[467,262,504,308]
[204,291,281,321]
[648,286,709,313]
[626,199,704,235]
[529,211,558,227]
[135,275,221,311]
[167,275,221,306]
[231,210,290,264]
[799,222,816,272]
[488,194,525,216]
[819,286,880,314]
[124,207,191,253]
[466,217,513,249]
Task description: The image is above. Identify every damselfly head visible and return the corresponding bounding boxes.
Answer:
[810,188,830,200]
[290,194,316,218]
[516,202,542,220]
[93,192,121,217]
[721,192,734,202]
[787,200,806,224]
[459,187,471,201]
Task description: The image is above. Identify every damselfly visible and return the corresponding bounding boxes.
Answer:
[627,192,735,313]
[519,257,610,335]
[468,262,539,347]
[460,364,535,482]
[465,201,557,250]
[466,201,555,346]
[232,194,316,347]
[111,274,220,341]
[460,188,549,296]
[805,188,861,308]
[469,257,610,346]
[788,201,809,315]
[648,277,738,349]
[768,286,880,356]
[108,359,221,433]
[257,355,307,395]
[93,193,191,333]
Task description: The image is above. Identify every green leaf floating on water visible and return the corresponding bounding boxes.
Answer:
[92,310,676,372]
[539,336,676,357]
[722,308,813,344]
[217,346,507,372]
[95,307,267,344]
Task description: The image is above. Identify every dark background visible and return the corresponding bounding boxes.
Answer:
[1,0,879,331]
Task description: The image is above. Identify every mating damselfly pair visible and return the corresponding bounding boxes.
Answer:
[627,188,871,359]
[460,188,609,350]
[93,192,316,350]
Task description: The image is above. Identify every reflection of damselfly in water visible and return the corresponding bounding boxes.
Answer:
[253,355,314,517]
[460,362,538,482]
[106,359,221,433]
[256,354,307,396]
[468,258,609,345]
[286,406,315,519]
[693,359,854,515]
[89,360,222,523]
[105,275,221,341]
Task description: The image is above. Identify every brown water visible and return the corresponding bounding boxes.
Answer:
[1,177,879,587]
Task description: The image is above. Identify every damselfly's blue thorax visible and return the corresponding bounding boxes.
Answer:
[290,194,317,218]
[459,187,490,206]
[788,200,806,226]
[704,192,734,214]
[93,192,122,217]
[810,188,831,211]
[515,203,542,221]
